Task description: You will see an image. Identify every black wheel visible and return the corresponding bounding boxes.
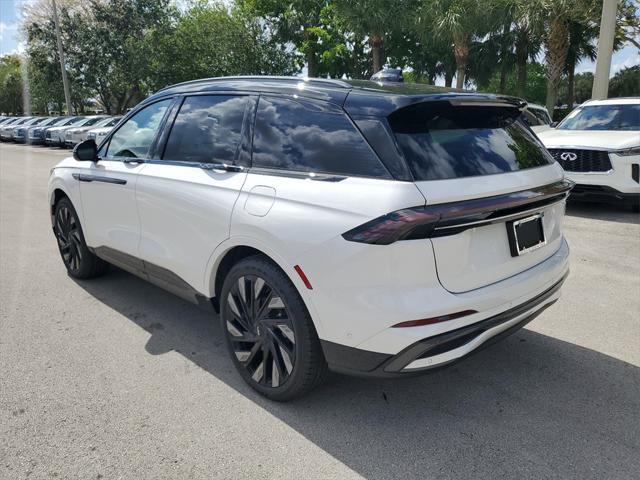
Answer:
[220,256,327,401]
[53,197,108,279]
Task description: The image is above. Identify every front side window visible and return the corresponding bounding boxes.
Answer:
[558,104,640,131]
[163,95,247,164]
[389,102,553,181]
[105,99,172,159]
[252,96,389,178]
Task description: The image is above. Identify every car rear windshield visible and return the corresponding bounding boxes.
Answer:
[557,104,640,131]
[388,102,553,181]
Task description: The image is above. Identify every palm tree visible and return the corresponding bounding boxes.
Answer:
[511,0,543,98]
[421,0,494,89]
[334,0,406,74]
[564,19,598,107]
[529,0,597,113]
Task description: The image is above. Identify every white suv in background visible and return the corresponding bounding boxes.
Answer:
[538,98,640,211]
[48,77,571,400]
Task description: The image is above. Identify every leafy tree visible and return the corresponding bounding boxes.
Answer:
[0,55,24,115]
[564,19,598,107]
[62,0,175,113]
[238,0,330,77]
[334,0,406,75]
[609,65,640,97]
[480,61,548,105]
[148,3,297,88]
[419,0,494,89]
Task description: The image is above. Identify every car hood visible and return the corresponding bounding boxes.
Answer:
[89,127,113,134]
[537,129,640,150]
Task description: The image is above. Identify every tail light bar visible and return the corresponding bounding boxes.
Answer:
[343,180,573,245]
[392,310,477,328]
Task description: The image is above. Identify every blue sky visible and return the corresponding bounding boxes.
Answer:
[1,0,638,79]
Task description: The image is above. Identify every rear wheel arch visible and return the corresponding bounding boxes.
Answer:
[213,246,265,310]
[210,245,320,334]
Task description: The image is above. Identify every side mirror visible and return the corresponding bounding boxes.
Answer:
[73,139,98,162]
[550,121,558,128]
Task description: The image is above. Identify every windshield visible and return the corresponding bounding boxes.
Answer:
[78,117,106,127]
[93,117,116,128]
[558,104,640,131]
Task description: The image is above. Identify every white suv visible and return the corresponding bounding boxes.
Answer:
[537,98,640,211]
[48,77,571,400]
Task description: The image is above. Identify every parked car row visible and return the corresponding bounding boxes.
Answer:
[0,115,121,148]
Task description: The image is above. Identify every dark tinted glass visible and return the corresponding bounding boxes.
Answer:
[558,104,640,131]
[163,95,248,163]
[252,96,389,178]
[389,102,553,181]
[521,109,543,126]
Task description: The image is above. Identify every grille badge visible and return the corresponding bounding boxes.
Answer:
[560,152,578,161]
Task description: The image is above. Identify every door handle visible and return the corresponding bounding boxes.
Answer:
[199,163,244,172]
[72,173,127,185]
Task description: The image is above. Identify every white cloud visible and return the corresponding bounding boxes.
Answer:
[0,20,20,54]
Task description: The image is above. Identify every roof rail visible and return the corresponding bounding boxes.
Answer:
[157,76,352,93]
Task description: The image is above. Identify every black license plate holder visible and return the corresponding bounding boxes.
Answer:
[506,213,546,257]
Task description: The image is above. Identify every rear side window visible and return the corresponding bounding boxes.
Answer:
[252,96,389,178]
[163,95,248,163]
[389,102,553,181]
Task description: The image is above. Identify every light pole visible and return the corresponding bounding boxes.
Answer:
[51,0,73,114]
[592,0,618,100]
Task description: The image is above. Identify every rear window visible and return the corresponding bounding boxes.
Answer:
[557,104,640,131]
[389,102,553,181]
[252,96,390,178]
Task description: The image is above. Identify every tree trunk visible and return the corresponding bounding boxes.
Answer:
[545,18,570,115]
[306,47,318,78]
[515,36,528,98]
[453,33,469,89]
[444,69,454,87]
[567,59,576,108]
[370,32,383,73]
[499,21,511,94]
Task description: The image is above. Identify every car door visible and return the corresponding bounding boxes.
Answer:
[78,98,174,265]
[135,93,254,296]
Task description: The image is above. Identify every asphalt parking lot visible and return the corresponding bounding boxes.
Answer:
[1,142,639,480]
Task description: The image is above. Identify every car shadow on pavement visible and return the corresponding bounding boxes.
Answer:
[565,200,639,224]
[74,268,640,480]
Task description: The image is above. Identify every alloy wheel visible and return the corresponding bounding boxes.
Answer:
[54,204,83,271]
[224,275,296,388]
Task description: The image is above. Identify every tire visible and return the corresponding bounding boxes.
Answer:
[220,255,327,401]
[53,197,108,279]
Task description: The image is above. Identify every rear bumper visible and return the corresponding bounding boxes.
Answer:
[322,272,567,377]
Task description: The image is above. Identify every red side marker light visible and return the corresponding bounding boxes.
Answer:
[294,265,313,290]
[392,310,477,328]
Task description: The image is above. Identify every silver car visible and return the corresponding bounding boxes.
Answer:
[85,117,122,144]
[64,116,108,148]
[0,117,32,141]
[66,116,116,146]
[13,117,51,143]
[46,117,88,147]
[27,117,71,145]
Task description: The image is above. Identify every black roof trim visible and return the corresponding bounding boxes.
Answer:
[146,76,526,118]
[157,75,353,92]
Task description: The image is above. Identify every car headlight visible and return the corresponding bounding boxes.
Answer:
[615,146,640,156]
